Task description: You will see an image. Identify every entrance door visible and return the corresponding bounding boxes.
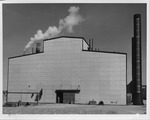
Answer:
[56,91,63,103]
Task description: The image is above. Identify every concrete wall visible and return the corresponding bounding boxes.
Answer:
[8,37,126,105]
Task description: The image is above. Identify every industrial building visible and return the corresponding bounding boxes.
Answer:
[7,36,127,105]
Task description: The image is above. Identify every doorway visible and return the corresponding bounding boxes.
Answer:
[56,91,63,103]
[55,90,80,104]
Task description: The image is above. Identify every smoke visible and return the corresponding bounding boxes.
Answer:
[24,6,84,52]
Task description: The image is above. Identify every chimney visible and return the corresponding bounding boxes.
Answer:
[132,14,143,105]
[88,39,91,51]
[36,43,41,53]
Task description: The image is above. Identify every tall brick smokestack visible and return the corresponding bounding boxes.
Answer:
[132,14,143,105]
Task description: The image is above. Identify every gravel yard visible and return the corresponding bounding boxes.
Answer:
[3,104,146,114]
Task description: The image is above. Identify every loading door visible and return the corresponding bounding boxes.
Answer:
[63,92,75,104]
[55,90,80,104]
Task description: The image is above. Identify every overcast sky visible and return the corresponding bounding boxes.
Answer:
[3,3,146,90]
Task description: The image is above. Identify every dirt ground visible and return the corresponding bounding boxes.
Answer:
[3,104,146,114]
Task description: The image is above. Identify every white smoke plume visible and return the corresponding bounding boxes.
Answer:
[24,6,84,53]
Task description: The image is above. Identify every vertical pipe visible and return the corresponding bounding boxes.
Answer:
[92,39,93,51]
[6,59,9,103]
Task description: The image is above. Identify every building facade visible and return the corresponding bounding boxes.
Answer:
[8,36,127,105]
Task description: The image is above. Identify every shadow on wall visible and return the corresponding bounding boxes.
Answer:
[30,89,43,101]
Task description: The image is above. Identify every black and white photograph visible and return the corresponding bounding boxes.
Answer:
[1,0,149,119]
